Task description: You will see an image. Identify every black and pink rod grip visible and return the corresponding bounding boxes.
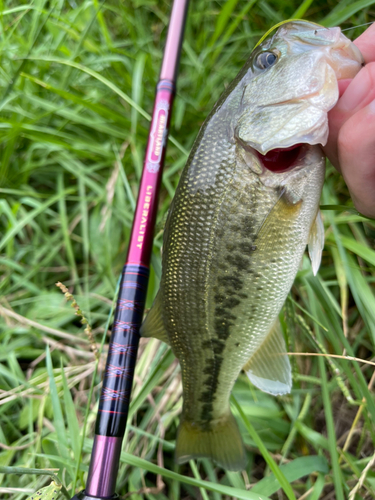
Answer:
[78,0,190,498]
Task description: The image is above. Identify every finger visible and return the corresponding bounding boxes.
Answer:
[338,79,352,97]
[324,62,375,169]
[324,24,375,166]
[354,23,375,64]
[337,62,375,113]
[337,100,375,218]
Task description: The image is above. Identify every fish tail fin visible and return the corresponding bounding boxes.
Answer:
[175,412,246,471]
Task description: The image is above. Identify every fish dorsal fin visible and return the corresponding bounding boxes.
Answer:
[243,322,292,395]
[140,292,170,345]
[308,209,324,276]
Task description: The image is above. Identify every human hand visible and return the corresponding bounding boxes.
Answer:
[324,23,375,218]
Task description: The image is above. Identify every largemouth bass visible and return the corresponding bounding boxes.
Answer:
[141,21,363,470]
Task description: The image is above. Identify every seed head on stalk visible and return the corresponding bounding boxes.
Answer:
[56,282,98,360]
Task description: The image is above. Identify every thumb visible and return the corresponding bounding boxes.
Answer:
[337,100,375,218]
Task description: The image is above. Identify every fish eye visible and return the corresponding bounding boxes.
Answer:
[255,51,278,70]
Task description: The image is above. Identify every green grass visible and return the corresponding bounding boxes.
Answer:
[1,0,375,499]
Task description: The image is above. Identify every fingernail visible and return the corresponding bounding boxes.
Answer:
[338,69,372,113]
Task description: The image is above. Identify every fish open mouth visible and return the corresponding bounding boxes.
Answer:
[257,144,305,173]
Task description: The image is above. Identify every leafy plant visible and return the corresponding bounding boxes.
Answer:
[0,1,374,499]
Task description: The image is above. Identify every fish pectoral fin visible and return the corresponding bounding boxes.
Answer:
[140,293,170,345]
[254,188,302,247]
[243,322,292,395]
[308,209,324,276]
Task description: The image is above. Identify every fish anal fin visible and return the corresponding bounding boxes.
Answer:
[244,323,292,396]
[308,209,324,276]
[175,412,246,471]
[140,293,170,345]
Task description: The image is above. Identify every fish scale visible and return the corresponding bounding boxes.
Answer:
[141,20,363,470]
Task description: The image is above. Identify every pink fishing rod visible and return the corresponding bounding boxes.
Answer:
[71,1,189,498]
